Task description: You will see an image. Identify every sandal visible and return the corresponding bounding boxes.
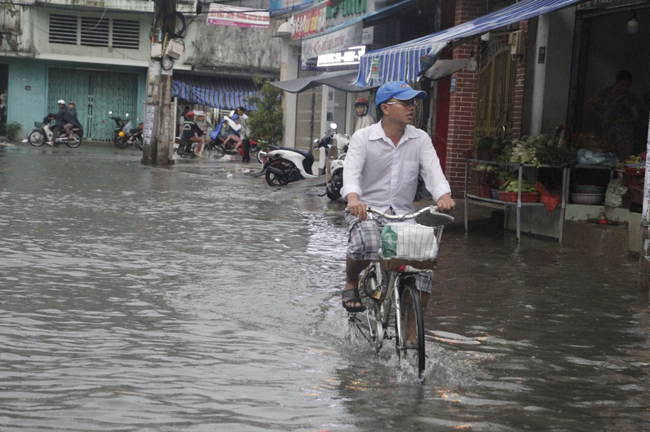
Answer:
[342,288,366,313]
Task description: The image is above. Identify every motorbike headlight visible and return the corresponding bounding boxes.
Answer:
[118,131,126,138]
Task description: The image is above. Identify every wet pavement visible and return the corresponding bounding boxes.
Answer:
[1,142,650,431]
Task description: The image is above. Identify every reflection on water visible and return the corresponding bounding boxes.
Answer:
[1,145,650,431]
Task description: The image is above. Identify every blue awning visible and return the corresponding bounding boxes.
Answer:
[355,0,585,87]
[171,74,258,110]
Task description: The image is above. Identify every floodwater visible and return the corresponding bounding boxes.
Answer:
[1,143,649,431]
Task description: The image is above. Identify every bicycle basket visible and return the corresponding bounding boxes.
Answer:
[379,223,444,270]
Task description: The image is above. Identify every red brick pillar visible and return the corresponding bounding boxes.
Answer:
[447,0,482,195]
[511,21,528,139]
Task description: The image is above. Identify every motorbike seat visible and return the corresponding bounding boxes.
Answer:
[278,147,312,159]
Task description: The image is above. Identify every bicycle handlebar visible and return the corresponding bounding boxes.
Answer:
[346,205,455,223]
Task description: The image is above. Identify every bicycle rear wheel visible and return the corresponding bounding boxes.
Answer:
[395,280,425,378]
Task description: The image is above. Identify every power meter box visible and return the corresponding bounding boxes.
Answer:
[508,30,524,56]
[151,42,163,58]
[165,40,184,60]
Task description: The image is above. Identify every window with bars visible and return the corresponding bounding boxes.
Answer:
[49,14,140,50]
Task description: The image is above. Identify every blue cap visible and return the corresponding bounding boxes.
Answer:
[375,81,427,106]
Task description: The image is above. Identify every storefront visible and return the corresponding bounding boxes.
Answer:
[569,1,650,154]
[274,0,441,150]
[4,58,148,141]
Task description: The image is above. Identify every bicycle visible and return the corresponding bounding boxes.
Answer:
[347,205,454,379]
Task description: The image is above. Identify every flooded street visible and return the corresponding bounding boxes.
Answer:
[1,143,650,431]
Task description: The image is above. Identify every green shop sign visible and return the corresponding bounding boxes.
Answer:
[327,0,367,19]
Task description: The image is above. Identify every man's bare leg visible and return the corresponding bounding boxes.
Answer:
[344,256,370,309]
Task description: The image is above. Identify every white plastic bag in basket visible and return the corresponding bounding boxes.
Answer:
[381,223,438,260]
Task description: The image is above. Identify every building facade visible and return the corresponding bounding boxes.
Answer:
[0,0,281,140]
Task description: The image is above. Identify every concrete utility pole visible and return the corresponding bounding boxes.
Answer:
[142,0,177,166]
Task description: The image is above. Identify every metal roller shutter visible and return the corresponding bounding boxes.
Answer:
[47,68,139,140]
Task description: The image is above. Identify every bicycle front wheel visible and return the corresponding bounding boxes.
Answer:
[395,280,425,378]
[348,298,384,352]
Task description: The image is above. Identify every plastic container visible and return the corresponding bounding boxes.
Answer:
[625,167,645,175]
[619,170,644,187]
[630,185,643,205]
[572,184,605,194]
[498,192,539,203]
[570,193,604,205]
[491,189,499,200]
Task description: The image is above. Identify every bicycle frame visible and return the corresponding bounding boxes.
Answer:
[348,205,454,378]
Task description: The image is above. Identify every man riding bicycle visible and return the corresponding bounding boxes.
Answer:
[341,81,456,313]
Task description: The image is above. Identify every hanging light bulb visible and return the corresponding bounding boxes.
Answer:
[466,51,478,72]
[628,12,639,34]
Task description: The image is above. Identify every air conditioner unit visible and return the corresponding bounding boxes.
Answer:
[508,30,524,56]
[165,40,184,60]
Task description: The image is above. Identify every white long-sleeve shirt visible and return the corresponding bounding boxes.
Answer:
[341,121,451,215]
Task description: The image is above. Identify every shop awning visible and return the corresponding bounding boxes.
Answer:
[171,74,258,110]
[355,0,585,87]
[270,70,379,93]
[422,59,470,80]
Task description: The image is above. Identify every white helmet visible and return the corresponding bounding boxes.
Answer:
[57,99,65,104]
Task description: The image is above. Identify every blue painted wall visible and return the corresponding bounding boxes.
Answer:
[4,58,148,140]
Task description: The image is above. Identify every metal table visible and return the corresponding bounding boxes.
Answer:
[463,158,569,243]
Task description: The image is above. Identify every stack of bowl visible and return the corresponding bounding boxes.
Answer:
[570,184,606,205]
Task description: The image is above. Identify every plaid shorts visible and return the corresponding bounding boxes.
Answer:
[346,213,433,293]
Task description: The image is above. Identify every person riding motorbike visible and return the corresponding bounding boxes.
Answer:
[233,107,250,162]
[353,97,374,133]
[63,101,82,139]
[46,99,67,146]
[181,112,204,156]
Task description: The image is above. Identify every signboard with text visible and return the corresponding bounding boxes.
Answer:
[301,22,362,59]
[369,56,380,80]
[317,45,365,67]
[291,3,327,40]
[270,0,315,17]
[207,3,269,29]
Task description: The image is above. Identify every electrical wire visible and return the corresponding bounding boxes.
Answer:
[87,7,108,31]
[164,11,186,39]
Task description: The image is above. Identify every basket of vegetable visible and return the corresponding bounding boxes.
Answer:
[508,134,576,167]
[498,178,539,202]
[498,192,540,203]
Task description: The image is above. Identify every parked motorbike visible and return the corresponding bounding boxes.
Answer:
[110,112,143,150]
[260,130,333,187]
[28,116,83,148]
[322,123,350,200]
